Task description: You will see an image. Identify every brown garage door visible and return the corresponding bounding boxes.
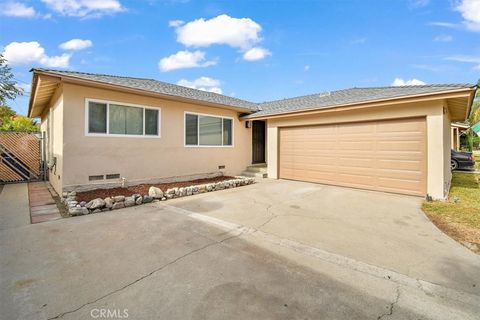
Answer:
[278,117,427,196]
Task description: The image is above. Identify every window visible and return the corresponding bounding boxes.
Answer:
[86,100,160,137]
[185,113,233,147]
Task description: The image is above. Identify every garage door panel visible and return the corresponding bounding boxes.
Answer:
[378,159,423,171]
[377,141,424,152]
[279,117,426,196]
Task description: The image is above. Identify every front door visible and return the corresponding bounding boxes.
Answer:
[252,121,266,164]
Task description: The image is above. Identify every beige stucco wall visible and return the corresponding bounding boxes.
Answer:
[443,104,452,195]
[40,85,64,194]
[60,83,252,191]
[266,100,451,199]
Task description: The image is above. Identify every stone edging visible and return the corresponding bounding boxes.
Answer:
[62,176,255,216]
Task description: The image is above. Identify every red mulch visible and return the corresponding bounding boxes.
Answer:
[76,176,236,202]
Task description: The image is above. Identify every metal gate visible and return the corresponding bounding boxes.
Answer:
[0,132,45,183]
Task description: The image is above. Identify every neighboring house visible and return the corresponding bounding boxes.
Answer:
[450,122,469,151]
[28,69,476,199]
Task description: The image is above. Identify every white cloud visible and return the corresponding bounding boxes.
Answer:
[158,50,216,72]
[41,0,124,17]
[242,47,271,61]
[177,76,222,94]
[304,65,310,71]
[168,19,184,27]
[173,14,262,50]
[410,0,429,7]
[391,78,426,86]
[350,37,367,44]
[433,35,453,42]
[2,41,71,68]
[428,21,459,28]
[59,38,93,50]
[0,2,36,17]
[15,82,31,92]
[445,55,480,71]
[455,0,480,31]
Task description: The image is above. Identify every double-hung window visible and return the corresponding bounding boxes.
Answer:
[185,113,233,147]
[87,99,160,137]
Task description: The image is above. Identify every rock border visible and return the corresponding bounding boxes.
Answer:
[62,176,255,217]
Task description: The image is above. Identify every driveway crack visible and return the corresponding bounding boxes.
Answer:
[47,230,245,320]
[377,286,401,320]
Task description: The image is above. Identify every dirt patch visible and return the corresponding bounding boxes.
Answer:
[76,176,236,202]
[426,213,480,254]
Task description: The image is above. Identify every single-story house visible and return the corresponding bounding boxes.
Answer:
[28,68,476,199]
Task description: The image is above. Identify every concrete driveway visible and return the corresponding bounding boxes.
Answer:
[168,179,480,295]
[1,181,479,320]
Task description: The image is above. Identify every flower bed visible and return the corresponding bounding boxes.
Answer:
[62,176,255,216]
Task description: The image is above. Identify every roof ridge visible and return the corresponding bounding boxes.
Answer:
[350,83,475,90]
[32,68,157,82]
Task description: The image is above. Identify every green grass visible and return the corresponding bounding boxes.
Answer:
[422,173,480,228]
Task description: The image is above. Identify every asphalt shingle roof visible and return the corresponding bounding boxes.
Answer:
[33,69,475,117]
[247,84,475,118]
[32,68,258,111]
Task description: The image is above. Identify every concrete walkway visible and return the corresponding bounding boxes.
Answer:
[0,183,30,230]
[28,182,61,224]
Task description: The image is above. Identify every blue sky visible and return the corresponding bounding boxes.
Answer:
[1,0,480,115]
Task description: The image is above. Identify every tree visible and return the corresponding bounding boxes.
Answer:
[0,54,23,105]
[465,79,480,151]
[0,115,38,133]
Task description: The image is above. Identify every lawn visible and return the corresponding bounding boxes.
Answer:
[422,172,480,252]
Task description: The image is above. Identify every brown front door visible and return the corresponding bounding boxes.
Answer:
[252,121,266,164]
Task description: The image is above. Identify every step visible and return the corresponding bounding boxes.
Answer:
[245,166,268,173]
[241,171,268,178]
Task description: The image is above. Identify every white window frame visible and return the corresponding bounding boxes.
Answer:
[184,111,234,148]
[85,98,161,138]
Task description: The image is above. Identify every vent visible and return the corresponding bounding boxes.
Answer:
[106,173,120,180]
[218,165,225,169]
[88,175,104,181]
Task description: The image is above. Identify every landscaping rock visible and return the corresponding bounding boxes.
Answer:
[142,195,153,203]
[86,198,106,210]
[112,202,125,210]
[92,209,102,214]
[132,193,141,200]
[104,198,114,208]
[68,191,77,197]
[113,195,125,202]
[69,207,88,216]
[79,201,87,207]
[166,194,174,199]
[206,184,213,192]
[186,187,193,196]
[161,197,167,201]
[124,196,135,207]
[67,201,78,207]
[65,196,76,203]
[135,196,143,205]
[149,186,164,199]
[166,188,176,195]
[62,192,68,198]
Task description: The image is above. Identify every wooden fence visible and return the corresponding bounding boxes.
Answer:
[0,132,43,183]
